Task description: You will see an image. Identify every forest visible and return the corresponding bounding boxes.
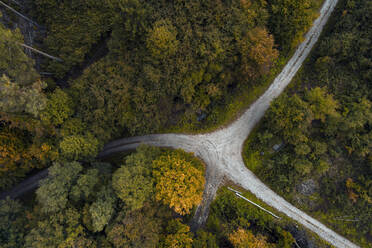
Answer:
[0,0,369,247]
[0,146,207,247]
[0,0,320,194]
[244,0,371,246]
[1,145,323,247]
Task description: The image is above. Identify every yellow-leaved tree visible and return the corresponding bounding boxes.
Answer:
[228,228,271,248]
[152,150,205,215]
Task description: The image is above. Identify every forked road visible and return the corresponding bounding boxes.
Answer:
[99,0,358,247]
[0,0,358,247]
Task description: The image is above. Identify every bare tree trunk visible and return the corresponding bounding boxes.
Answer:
[0,1,40,27]
[18,42,63,62]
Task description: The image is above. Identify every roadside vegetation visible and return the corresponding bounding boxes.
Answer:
[2,0,368,247]
[202,186,333,248]
[243,0,371,246]
[0,146,206,247]
[0,0,323,190]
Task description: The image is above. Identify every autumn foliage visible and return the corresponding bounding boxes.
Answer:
[153,150,205,215]
[228,228,270,248]
[238,27,279,80]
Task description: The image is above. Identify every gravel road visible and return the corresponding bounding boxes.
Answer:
[1,0,359,247]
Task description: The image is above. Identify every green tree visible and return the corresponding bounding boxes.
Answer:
[29,160,117,246]
[0,198,27,248]
[25,207,94,248]
[106,204,162,248]
[125,145,162,167]
[112,145,161,210]
[294,143,311,156]
[71,0,285,136]
[293,158,313,176]
[267,0,315,51]
[161,219,193,248]
[0,75,47,117]
[40,88,74,126]
[0,21,38,85]
[36,162,83,213]
[112,165,153,211]
[60,118,86,137]
[70,168,100,202]
[343,98,371,131]
[193,230,218,248]
[266,94,312,145]
[89,186,116,232]
[146,20,179,59]
[59,133,99,160]
[305,87,339,122]
[71,59,136,139]
[34,0,115,77]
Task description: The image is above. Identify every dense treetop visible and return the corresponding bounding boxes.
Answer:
[0,0,321,189]
[70,0,278,139]
[0,146,203,247]
[244,0,371,246]
[1,0,368,247]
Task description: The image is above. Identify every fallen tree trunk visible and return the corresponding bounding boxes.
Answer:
[18,42,63,62]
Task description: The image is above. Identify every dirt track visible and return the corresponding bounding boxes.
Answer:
[0,0,359,247]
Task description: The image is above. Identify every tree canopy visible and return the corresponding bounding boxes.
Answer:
[153,150,205,215]
[0,198,27,248]
[1,0,367,246]
[0,21,38,85]
[0,0,322,189]
[243,0,372,245]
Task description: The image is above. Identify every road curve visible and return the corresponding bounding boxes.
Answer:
[0,0,359,247]
[0,169,48,200]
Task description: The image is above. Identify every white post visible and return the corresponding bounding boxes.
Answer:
[227,187,281,219]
